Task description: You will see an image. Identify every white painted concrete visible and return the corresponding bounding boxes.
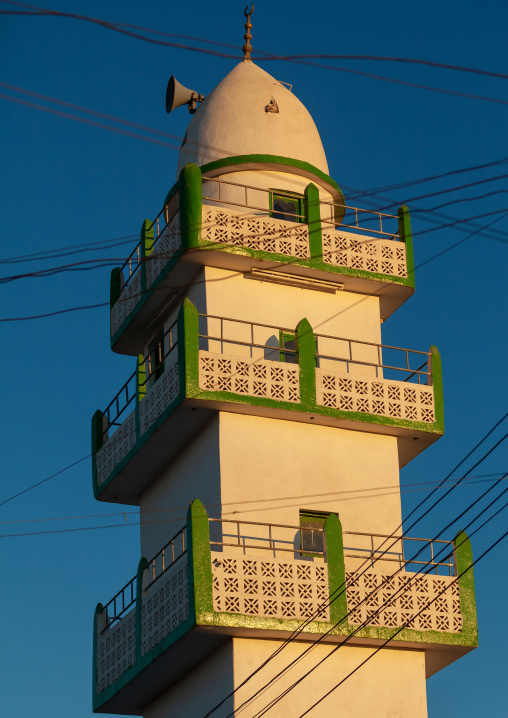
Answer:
[140,411,402,561]
[145,637,428,718]
[177,62,329,176]
[199,266,382,349]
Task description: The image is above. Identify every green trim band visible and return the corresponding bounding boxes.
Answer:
[110,164,413,348]
[97,300,444,499]
[93,504,477,710]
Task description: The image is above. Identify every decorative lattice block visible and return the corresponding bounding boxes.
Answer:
[345,567,462,633]
[96,412,136,486]
[200,351,300,403]
[141,558,189,656]
[316,369,435,423]
[202,206,310,259]
[212,553,329,621]
[139,357,180,435]
[96,610,136,694]
[111,272,141,336]
[322,229,407,277]
[146,213,181,288]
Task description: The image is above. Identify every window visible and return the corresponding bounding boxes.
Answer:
[270,190,305,223]
[148,332,165,386]
[279,330,297,364]
[300,510,335,556]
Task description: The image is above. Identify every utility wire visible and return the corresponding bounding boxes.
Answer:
[3,1,508,106]
[2,471,506,527]
[296,523,508,717]
[2,206,506,321]
[200,414,508,717]
[232,463,508,718]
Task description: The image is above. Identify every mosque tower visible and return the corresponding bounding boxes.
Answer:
[92,11,477,717]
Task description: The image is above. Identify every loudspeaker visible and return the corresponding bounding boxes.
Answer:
[166,76,203,114]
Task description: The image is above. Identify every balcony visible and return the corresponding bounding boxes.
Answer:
[109,163,415,354]
[92,299,444,502]
[93,500,477,714]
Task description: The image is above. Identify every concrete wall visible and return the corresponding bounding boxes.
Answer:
[139,411,401,560]
[145,637,427,718]
[139,415,221,560]
[198,266,382,347]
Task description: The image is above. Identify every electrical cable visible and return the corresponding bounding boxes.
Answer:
[200,414,508,717]
[2,471,506,527]
[296,523,508,717]
[2,205,506,322]
[233,467,508,718]
[3,2,508,107]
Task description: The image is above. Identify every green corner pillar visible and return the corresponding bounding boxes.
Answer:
[454,530,478,645]
[140,219,154,293]
[187,499,213,622]
[135,557,149,663]
[305,182,323,262]
[179,163,203,250]
[324,513,348,627]
[398,205,415,288]
[429,345,445,432]
[296,317,317,409]
[177,298,200,397]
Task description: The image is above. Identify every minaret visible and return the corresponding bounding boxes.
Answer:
[92,15,477,718]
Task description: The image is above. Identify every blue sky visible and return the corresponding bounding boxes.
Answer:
[1,1,507,716]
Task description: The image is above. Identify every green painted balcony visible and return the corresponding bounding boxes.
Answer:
[109,160,415,355]
[93,501,477,715]
[93,299,444,503]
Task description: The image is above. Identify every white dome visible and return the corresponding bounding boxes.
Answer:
[176,61,329,176]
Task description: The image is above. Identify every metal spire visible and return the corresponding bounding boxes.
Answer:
[242,5,254,61]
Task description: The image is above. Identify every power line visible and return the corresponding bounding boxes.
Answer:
[0,455,90,507]
[0,92,181,150]
[2,471,506,527]
[296,522,508,717]
[235,469,508,718]
[3,1,508,107]
[201,414,508,717]
[2,205,506,322]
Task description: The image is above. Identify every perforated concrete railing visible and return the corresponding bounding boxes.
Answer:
[141,556,189,656]
[322,229,407,277]
[111,271,141,337]
[202,206,311,259]
[316,370,435,423]
[96,608,136,694]
[139,356,180,435]
[345,567,462,633]
[96,411,136,487]
[146,212,181,288]
[212,553,330,621]
[199,352,300,402]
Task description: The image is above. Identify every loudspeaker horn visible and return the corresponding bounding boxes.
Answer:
[166,75,204,114]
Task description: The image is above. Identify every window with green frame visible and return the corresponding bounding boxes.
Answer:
[270,189,305,223]
[300,510,335,556]
[279,330,297,364]
[147,332,165,387]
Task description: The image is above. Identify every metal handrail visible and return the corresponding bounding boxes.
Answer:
[319,199,400,238]
[101,524,187,631]
[209,517,325,558]
[102,575,137,630]
[145,525,187,590]
[202,176,307,221]
[100,320,178,441]
[343,531,455,576]
[315,333,431,384]
[115,191,180,290]
[202,176,399,238]
[198,313,297,357]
